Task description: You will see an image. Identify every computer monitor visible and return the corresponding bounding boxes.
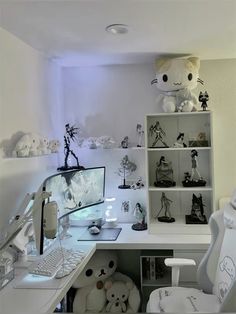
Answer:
[33,167,105,254]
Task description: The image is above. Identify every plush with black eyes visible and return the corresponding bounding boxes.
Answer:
[72,250,118,313]
[151,57,202,113]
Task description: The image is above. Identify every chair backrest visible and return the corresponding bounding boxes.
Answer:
[197,193,236,312]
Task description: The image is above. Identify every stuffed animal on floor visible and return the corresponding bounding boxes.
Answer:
[152,57,202,112]
[72,250,118,313]
[105,281,131,312]
[105,272,141,313]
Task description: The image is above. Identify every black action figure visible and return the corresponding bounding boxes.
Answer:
[199,91,209,111]
[58,123,84,171]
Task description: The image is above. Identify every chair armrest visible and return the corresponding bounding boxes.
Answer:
[165,258,196,286]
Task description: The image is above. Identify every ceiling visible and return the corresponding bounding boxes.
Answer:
[0,0,236,66]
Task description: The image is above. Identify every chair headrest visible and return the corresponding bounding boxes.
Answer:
[230,189,236,209]
[224,202,236,229]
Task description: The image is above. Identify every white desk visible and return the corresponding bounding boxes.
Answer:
[0,224,211,314]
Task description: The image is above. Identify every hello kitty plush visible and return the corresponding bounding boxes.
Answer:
[152,57,201,113]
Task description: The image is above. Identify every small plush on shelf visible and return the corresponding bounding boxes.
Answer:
[199,91,209,111]
[151,57,203,112]
[49,139,60,153]
[130,177,145,190]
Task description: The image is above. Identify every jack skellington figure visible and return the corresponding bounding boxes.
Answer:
[149,121,168,148]
[57,123,84,171]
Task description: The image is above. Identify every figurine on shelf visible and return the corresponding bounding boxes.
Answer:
[156,192,175,223]
[154,156,176,187]
[182,150,206,187]
[130,177,145,190]
[185,193,207,224]
[117,155,137,189]
[199,91,209,111]
[136,124,144,147]
[132,202,147,231]
[149,121,168,148]
[57,123,84,171]
[173,132,187,148]
[121,136,129,148]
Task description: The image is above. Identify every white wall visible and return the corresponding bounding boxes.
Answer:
[62,60,236,217]
[0,28,63,233]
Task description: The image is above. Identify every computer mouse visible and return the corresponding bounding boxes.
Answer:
[88,225,100,235]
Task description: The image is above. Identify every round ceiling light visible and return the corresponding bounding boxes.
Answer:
[105,24,129,35]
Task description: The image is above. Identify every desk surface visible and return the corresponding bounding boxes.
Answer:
[0,224,211,314]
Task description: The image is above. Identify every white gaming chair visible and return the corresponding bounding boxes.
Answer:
[147,193,236,313]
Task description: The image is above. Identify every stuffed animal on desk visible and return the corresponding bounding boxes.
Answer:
[72,250,118,313]
[151,57,202,113]
[12,133,41,157]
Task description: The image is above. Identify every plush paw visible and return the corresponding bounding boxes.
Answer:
[163,102,176,113]
[180,100,194,112]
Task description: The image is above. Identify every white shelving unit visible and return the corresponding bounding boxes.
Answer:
[145,111,214,234]
[140,250,173,311]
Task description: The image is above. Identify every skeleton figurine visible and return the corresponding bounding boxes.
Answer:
[57,123,84,171]
[156,192,175,223]
[149,121,168,148]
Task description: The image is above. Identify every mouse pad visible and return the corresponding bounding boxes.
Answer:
[78,228,122,241]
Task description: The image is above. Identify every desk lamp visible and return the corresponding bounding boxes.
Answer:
[105,197,117,227]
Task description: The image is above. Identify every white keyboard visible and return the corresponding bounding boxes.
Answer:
[28,247,85,278]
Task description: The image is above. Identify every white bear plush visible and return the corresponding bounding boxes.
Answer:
[12,133,41,157]
[38,136,50,155]
[105,272,141,313]
[72,250,118,314]
[152,57,201,113]
[105,281,131,313]
[49,139,60,153]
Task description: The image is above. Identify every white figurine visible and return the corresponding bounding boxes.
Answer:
[190,149,202,181]
[136,124,144,147]
[173,132,187,148]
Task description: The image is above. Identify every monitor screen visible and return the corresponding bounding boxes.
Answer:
[33,167,105,254]
[44,167,105,219]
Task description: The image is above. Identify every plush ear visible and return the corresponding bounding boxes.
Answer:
[104,280,113,290]
[188,57,200,70]
[126,281,134,290]
[154,58,170,72]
